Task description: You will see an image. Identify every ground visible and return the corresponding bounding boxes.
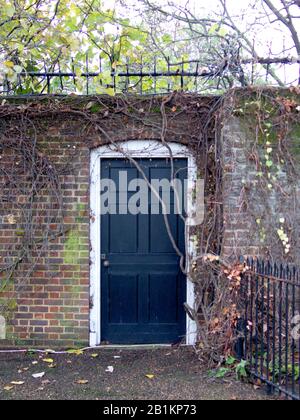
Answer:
[0,347,275,400]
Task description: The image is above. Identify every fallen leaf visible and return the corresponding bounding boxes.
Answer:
[255,379,262,386]
[76,379,89,385]
[67,349,84,355]
[32,361,38,365]
[10,381,25,385]
[42,358,54,364]
[105,366,114,373]
[91,354,99,358]
[32,372,45,379]
[48,364,57,369]
[113,356,121,359]
[4,386,14,391]
[18,367,29,373]
[145,374,155,379]
[42,380,51,385]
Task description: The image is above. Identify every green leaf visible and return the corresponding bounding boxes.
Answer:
[209,23,219,35]
[162,34,173,44]
[225,356,236,366]
[236,360,249,379]
[218,27,228,37]
[266,160,273,168]
[3,4,15,18]
[212,367,231,379]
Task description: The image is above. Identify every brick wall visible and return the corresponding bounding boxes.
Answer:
[221,92,300,263]
[2,90,297,347]
[0,95,217,347]
[0,121,91,347]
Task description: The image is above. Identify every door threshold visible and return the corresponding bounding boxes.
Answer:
[95,344,173,350]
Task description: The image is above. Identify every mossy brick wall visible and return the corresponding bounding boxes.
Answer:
[221,89,300,263]
[0,125,90,347]
[0,94,217,347]
[2,90,298,347]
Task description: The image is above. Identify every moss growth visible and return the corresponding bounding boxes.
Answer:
[89,104,103,113]
[150,106,161,113]
[63,230,81,265]
[289,124,300,158]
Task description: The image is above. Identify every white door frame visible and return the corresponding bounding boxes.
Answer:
[89,140,197,346]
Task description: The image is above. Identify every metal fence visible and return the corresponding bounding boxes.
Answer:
[240,258,300,400]
[0,55,224,96]
[1,54,299,96]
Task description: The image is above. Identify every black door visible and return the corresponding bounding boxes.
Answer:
[101,158,187,344]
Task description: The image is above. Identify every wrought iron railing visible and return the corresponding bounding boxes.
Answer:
[0,55,221,96]
[239,258,300,400]
[1,54,299,96]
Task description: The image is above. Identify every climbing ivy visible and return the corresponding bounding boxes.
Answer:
[230,87,300,260]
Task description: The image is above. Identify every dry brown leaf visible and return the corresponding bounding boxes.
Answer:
[42,380,51,385]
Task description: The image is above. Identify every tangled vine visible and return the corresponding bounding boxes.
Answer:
[0,93,223,346]
[226,86,300,263]
[1,87,298,364]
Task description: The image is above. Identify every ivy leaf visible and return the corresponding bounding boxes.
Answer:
[265,122,273,129]
[213,368,231,379]
[225,356,236,365]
